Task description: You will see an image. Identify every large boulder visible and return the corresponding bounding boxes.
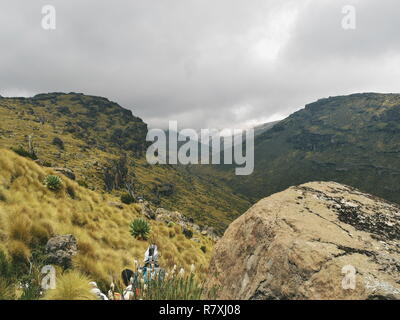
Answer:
[45,234,77,269]
[208,182,400,300]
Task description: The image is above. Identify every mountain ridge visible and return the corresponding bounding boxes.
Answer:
[0,92,251,232]
[196,92,400,206]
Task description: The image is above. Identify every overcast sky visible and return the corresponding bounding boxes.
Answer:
[1,0,399,130]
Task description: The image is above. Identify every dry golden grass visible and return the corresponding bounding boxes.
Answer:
[42,270,96,300]
[0,149,214,290]
[0,94,251,233]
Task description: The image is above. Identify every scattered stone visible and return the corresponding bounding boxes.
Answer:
[138,202,156,219]
[45,234,77,269]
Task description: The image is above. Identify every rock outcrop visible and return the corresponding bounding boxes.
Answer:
[208,182,400,300]
[45,234,78,269]
[155,208,220,241]
[52,167,76,180]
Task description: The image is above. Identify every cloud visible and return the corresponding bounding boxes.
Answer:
[0,0,399,130]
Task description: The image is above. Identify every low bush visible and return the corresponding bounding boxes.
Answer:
[77,180,88,188]
[182,228,193,239]
[121,193,135,205]
[11,146,37,160]
[52,137,64,150]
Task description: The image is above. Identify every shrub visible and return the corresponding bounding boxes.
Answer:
[0,277,15,300]
[66,186,76,199]
[0,250,43,300]
[182,228,193,239]
[0,189,6,202]
[11,146,37,160]
[129,219,151,240]
[41,161,52,167]
[77,180,88,188]
[0,251,13,280]
[52,137,64,150]
[121,193,135,205]
[43,175,62,191]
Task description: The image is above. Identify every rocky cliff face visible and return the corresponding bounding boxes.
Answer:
[208,182,400,300]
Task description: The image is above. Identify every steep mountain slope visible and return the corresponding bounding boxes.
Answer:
[0,93,251,232]
[253,121,280,137]
[0,149,213,297]
[201,93,400,205]
[208,181,400,300]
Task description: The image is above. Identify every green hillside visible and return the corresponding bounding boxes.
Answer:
[0,93,250,233]
[197,93,400,205]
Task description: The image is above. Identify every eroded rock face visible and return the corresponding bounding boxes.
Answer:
[45,234,77,269]
[208,182,400,300]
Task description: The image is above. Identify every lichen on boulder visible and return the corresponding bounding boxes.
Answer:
[208,182,400,300]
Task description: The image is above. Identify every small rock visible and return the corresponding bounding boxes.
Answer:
[45,234,77,269]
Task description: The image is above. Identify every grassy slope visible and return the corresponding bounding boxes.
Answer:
[0,149,213,293]
[0,93,250,232]
[195,93,400,204]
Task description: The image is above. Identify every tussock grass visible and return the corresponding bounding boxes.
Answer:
[0,149,214,299]
[42,271,96,300]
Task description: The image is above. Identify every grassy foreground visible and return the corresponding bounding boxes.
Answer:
[0,149,214,299]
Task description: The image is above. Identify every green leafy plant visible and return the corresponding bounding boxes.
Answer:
[121,193,135,205]
[130,219,151,240]
[43,175,62,191]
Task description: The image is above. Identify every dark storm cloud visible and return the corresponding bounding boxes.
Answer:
[0,0,399,130]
